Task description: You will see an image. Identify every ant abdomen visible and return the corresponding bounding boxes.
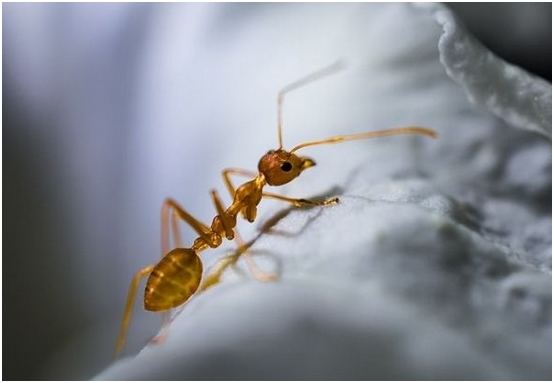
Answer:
[144,248,203,311]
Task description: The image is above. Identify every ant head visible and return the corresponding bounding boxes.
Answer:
[258,149,315,186]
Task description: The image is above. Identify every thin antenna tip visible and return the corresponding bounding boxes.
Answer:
[419,127,439,138]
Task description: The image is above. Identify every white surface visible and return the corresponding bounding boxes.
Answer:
[430,4,552,139]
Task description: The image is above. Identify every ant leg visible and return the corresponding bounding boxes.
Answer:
[199,253,239,291]
[199,189,244,290]
[153,193,236,347]
[234,231,278,283]
[154,204,184,349]
[222,168,257,199]
[115,200,192,357]
[115,265,155,358]
[221,169,280,282]
[262,192,339,207]
[152,198,218,350]
[170,209,183,247]
[162,198,221,249]
[210,189,235,240]
[200,231,276,292]
[199,171,277,289]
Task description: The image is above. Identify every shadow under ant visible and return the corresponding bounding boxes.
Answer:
[257,185,345,237]
[221,185,346,277]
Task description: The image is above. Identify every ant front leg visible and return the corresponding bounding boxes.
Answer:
[223,168,337,207]
[262,192,339,207]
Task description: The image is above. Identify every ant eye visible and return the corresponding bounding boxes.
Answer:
[280,161,292,172]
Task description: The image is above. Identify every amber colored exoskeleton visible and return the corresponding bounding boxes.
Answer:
[115,62,437,356]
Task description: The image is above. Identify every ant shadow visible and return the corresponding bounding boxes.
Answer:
[146,184,350,348]
[227,185,345,277]
[263,185,344,235]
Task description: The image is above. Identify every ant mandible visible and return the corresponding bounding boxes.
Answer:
[115,62,437,357]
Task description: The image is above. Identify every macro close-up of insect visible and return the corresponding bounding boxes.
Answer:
[115,62,438,357]
[4,2,550,380]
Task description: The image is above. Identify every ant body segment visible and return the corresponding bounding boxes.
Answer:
[115,62,437,356]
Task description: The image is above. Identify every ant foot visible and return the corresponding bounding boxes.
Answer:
[255,271,279,283]
[150,328,169,346]
[324,197,339,205]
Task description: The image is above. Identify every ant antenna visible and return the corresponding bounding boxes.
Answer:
[290,127,438,153]
[277,61,346,149]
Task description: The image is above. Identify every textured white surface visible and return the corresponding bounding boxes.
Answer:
[95,3,551,381]
[429,4,552,139]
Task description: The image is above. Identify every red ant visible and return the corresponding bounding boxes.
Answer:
[115,62,437,356]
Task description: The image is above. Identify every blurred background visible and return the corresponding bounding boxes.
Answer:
[3,3,551,380]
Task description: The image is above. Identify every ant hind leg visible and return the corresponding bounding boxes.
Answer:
[200,232,277,292]
[115,265,155,358]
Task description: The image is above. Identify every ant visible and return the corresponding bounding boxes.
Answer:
[115,62,437,357]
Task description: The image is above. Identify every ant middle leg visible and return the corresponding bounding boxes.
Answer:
[161,198,223,253]
[153,197,227,348]
[194,169,278,288]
